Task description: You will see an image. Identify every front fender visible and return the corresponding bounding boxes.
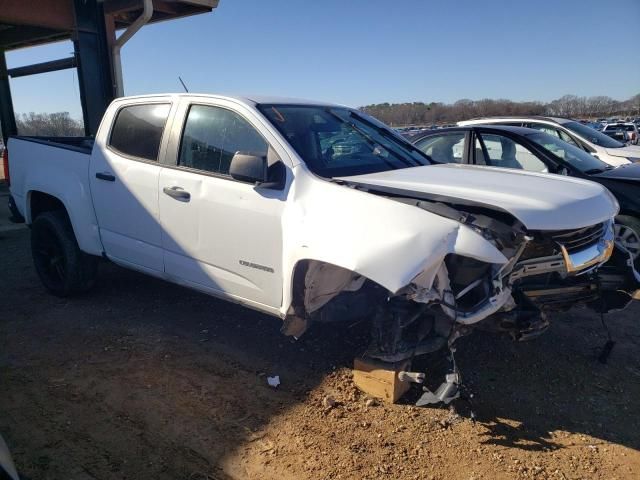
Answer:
[280,168,507,315]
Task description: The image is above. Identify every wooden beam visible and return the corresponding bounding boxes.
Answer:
[0,0,75,31]
[0,25,70,51]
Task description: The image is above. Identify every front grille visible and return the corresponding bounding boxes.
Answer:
[520,222,606,260]
[551,223,605,254]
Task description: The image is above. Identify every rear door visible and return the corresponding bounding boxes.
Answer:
[89,101,173,272]
[158,99,289,308]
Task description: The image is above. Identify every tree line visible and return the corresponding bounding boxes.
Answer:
[15,112,84,136]
[2,93,639,138]
[361,93,640,127]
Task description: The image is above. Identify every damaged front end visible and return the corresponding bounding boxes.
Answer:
[282,185,639,405]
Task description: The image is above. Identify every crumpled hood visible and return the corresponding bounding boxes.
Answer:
[337,164,618,231]
[605,144,640,159]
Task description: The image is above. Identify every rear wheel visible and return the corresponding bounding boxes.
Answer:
[614,215,640,266]
[31,211,98,296]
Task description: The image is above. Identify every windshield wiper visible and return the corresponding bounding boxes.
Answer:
[584,168,607,174]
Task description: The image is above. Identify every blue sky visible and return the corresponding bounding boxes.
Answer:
[6,0,640,119]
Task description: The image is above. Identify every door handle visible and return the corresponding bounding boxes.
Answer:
[163,186,191,201]
[96,172,116,182]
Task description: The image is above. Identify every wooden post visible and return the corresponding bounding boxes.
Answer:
[353,356,412,404]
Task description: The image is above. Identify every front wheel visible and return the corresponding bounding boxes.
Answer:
[31,211,98,296]
[614,215,640,267]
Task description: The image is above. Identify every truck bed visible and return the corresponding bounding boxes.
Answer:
[7,135,98,253]
[12,136,94,155]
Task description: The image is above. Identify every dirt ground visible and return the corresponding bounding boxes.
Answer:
[1,205,640,479]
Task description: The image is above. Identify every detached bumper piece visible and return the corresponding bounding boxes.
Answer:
[416,371,460,407]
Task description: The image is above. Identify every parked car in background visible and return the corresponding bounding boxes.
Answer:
[602,127,631,144]
[410,125,640,269]
[459,116,640,166]
[603,122,638,145]
[395,126,427,137]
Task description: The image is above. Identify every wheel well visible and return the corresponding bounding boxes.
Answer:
[29,191,68,222]
[289,259,375,316]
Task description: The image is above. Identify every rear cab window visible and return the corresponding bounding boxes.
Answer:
[109,104,171,161]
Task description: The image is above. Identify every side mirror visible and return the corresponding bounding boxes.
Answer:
[229,152,268,184]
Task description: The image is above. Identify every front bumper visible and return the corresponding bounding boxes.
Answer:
[561,220,615,274]
[521,245,640,312]
[513,221,638,312]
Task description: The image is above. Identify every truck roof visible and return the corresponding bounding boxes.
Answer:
[115,93,346,108]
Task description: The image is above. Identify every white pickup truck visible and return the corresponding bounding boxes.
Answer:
[5,94,639,401]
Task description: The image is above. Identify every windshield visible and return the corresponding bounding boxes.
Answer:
[563,121,625,148]
[258,104,430,177]
[527,132,611,173]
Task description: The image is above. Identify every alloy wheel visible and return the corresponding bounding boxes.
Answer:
[33,225,67,286]
[614,223,640,259]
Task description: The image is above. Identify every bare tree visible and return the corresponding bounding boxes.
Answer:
[17,112,84,137]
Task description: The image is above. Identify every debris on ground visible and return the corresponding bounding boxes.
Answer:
[267,376,280,388]
[321,395,336,410]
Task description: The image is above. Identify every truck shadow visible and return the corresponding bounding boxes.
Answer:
[1,227,639,479]
[447,315,640,453]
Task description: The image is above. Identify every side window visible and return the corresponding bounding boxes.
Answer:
[479,134,548,173]
[558,130,579,147]
[179,105,268,175]
[109,104,171,161]
[414,133,466,163]
[527,123,560,138]
[527,123,580,148]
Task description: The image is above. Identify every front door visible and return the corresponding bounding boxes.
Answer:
[89,102,172,272]
[158,102,287,308]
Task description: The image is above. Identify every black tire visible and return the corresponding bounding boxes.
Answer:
[614,215,640,268]
[31,210,98,296]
